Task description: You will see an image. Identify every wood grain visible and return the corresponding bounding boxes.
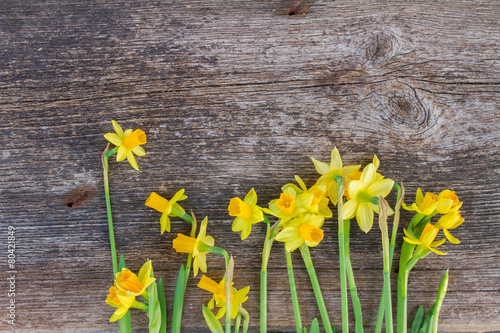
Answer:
[0,0,499,332]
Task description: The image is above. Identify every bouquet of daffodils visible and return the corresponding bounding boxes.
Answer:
[101,121,463,333]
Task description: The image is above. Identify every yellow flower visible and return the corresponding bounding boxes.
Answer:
[435,211,464,244]
[229,188,264,240]
[294,175,332,218]
[197,275,250,319]
[145,189,188,234]
[104,120,146,170]
[311,147,361,205]
[106,286,136,322]
[402,188,439,216]
[436,190,462,214]
[115,260,156,297]
[172,216,215,277]
[275,214,325,252]
[343,159,394,233]
[264,184,314,225]
[404,223,446,256]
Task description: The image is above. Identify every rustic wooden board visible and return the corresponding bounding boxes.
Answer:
[0,0,499,332]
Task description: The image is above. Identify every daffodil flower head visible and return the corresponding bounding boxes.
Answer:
[402,188,439,216]
[104,120,146,170]
[404,223,447,257]
[145,189,188,234]
[229,188,264,240]
[172,216,215,277]
[311,147,361,205]
[106,286,136,322]
[275,213,325,252]
[436,190,462,214]
[343,160,394,233]
[435,211,464,244]
[114,260,156,297]
[264,184,314,225]
[294,175,332,218]
[197,275,250,319]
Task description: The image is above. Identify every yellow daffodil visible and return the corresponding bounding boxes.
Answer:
[343,159,394,233]
[115,260,156,297]
[145,189,188,234]
[404,223,447,256]
[402,188,439,216]
[106,286,136,322]
[311,147,361,205]
[436,190,462,214]
[229,188,264,240]
[294,175,332,218]
[435,211,464,244]
[275,213,325,252]
[104,120,146,170]
[263,184,314,225]
[172,216,214,277]
[197,275,250,319]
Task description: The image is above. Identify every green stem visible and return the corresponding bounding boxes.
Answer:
[225,257,234,333]
[397,240,416,333]
[335,177,349,333]
[118,255,131,333]
[239,307,250,333]
[102,146,119,275]
[260,218,277,333]
[299,244,332,333]
[234,313,242,333]
[344,220,363,333]
[286,249,303,333]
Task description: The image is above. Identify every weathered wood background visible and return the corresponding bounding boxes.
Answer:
[0,0,499,332]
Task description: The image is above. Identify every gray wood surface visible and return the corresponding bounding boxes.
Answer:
[0,0,499,332]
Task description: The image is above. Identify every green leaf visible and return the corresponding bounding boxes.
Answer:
[147,281,161,333]
[202,305,224,333]
[158,278,167,333]
[118,255,126,270]
[172,265,186,333]
[309,318,320,333]
[420,303,435,333]
[410,305,425,333]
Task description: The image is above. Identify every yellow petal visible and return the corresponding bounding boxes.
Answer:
[110,306,128,322]
[285,237,305,252]
[275,227,300,242]
[243,188,258,206]
[347,180,363,201]
[104,133,123,146]
[112,120,124,138]
[443,229,460,244]
[367,179,394,198]
[330,147,343,170]
[356,202,374,233]
[311,157,331,175]
[232,217,244,232]
[360,164,376,189]
[124,129,133,136]
[343,199,359,219]
[372,154,380,170]
[116,146,127,162]
[132,146,146,156]
[138,261,152,285]
[295,175,308,191]
[126,151,139,170]
[160,212,171,233]
[241,221,252,240]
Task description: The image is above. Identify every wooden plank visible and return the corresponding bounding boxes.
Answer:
[0,0,499,331]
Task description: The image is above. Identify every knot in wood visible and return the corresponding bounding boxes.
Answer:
[358,80,438,136]
[362,32,400,65]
